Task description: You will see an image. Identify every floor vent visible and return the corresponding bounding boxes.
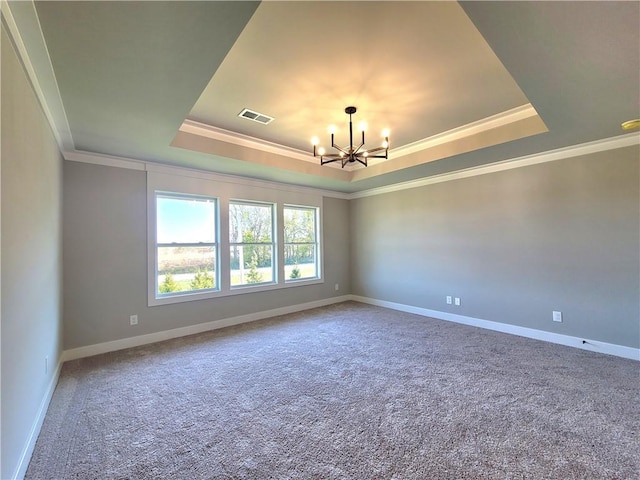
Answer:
[238,108,274,125]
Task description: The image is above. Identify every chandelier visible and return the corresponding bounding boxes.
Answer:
[311,106,390,168]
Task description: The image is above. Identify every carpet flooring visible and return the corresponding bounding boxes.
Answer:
[26,301,639,479]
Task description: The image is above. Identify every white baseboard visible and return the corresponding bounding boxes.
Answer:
[13,295,636,479]
[351,295,640,361]
[12,358,63,480]
[62,295,351,362]
[62,294,639,363]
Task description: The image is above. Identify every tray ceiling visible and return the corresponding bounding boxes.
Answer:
[6,1,639,192]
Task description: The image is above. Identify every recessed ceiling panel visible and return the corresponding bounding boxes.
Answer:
[181,1,546,180]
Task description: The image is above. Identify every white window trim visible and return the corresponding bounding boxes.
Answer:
[155,191,220,299]
[283,204,321,283]
[147,171,324,307]
[229,199,277,288]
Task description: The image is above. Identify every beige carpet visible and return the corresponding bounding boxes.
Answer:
[27,302,639,479]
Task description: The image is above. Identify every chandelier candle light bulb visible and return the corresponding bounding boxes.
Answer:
[311,106,390,168]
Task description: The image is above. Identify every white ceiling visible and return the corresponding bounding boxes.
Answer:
[5,1,639,192]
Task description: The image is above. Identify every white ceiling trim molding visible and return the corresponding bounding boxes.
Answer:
[1,0,74,151]
[64,150,146,171]
[63,150,350,200]
[180,119,317,164]
[64,133,639,201]
[181,105,539,172]
[349,133,640,199]
[389,103,540,160]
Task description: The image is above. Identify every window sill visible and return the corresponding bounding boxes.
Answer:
[148,277,324,307]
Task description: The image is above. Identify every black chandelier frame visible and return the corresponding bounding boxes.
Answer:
[312,106,389,168]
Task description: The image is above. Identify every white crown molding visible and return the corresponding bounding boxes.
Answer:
[1,0,74,151]
[352,295,640,361]
[180,119,318,164]
[181,105,539,171]
[64,131,639,201]
[349,132,640,199]
[390,103,540,160]
[64,150,146,171]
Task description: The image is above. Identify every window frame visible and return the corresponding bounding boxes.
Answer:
[151,191,220,305]
[147,169,324,307]
[229,199,277,289]
[284,205,320,283]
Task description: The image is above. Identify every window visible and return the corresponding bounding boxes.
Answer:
[284,206,319,281]
[155,193,218,297]
[229,201,275,287]
[147,168,324,306]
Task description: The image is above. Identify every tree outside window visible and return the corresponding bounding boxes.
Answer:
[229,201,275,286]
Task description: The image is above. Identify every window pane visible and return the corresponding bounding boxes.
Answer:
[284,207,315,243]
[230,245,274,286]
[157,195,216,244]
[285,245,317,280]
[157,246,217,294]
[285,206,318,281]
[229,202,273,244]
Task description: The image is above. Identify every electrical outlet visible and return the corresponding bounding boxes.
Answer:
[335,283,339,291]
[553,311,562,322]
[130,314,138,326]
[454,297,461,306]
[446,296,452,305]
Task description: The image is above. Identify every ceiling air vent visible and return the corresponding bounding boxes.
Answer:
[238,108,274,125]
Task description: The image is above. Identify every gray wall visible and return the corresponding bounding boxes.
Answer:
[350,146,640,348]
[63,161,350,349]
[1,26,63,479]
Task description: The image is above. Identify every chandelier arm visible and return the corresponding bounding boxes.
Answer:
[332,144,349,155]
[321,156,342,165]
[352,142,366,155]
[355,157,368,167]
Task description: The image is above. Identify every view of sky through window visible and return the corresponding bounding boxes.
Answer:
[157,195,216,244]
